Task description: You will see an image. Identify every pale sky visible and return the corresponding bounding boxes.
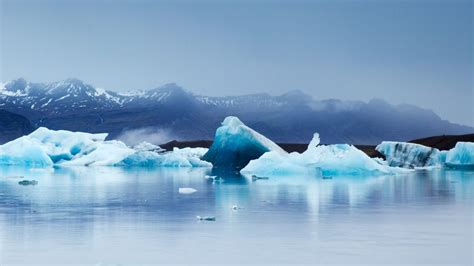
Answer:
[1,0,472,126]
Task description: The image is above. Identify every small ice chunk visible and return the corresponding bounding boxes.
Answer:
[18,180,38,186]
[196,216,216,221]
[178,187,197,194]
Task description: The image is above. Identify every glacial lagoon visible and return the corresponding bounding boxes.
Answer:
[0,167,472,265]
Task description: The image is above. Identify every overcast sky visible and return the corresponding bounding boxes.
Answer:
[1,0,472,126]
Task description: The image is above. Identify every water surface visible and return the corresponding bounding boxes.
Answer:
[0,167,472,265]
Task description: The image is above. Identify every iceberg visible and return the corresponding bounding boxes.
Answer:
[118,147,211,167]
[375,141,442,168]
[444,142,474,169]
[0,127,211,168]
[0,127,132,167]
[132,142,166,153]
[242,133,400,177]
[202,116,286,169]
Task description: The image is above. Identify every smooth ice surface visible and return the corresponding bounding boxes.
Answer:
[0,166,472,265]
[445,142,474,168]
[242,134,402,176]
[376,141,442,168]
[202,116,286,169]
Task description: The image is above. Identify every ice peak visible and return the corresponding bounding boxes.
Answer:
[307,133,320,150]
[222,116,244,128]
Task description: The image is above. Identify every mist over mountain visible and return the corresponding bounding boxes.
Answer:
[1,78,472,145]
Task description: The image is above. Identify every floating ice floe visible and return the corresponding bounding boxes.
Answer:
[202,116,286,169]
[376,141,442,168]
[0,127,211,168]
[242,133,405,177]
[178,187,197,194]
[196,216,216,221]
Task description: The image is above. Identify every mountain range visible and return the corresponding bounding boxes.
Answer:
[0,78,472,144]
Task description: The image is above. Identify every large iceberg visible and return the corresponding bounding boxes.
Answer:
[0,128,211,168]
[242,133,401,177]
[0,127,132,167]
[375,141,442,168]
[202,116,286,169]
[444,142,474,169]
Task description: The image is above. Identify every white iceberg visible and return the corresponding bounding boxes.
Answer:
[132,141,165,153]
[0,127,133,167]
[242,133,402,177]
[202,116,286,169]
[375,141,442,168]
[118,147,211,167]
[0,127,211,168]
[444,142,474,169]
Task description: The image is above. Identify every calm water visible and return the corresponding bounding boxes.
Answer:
[0,166,472,265]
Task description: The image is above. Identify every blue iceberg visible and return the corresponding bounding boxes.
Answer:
[202,116,286,169]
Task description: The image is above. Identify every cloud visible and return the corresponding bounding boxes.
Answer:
[116,127,173,146]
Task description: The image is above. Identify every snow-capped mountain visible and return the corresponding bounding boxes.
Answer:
[0,78,306,115]
[0,78,472,144]
[0,78,125,115]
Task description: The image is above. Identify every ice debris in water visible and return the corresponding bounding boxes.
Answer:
[178,187,197,194]
[242,133,404,177]
[202,116,286,169]
[376,141,442,168]
[231,205,243,210]
[0,127,211,168]
[18,180,38,186]
[196,216,216,221]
